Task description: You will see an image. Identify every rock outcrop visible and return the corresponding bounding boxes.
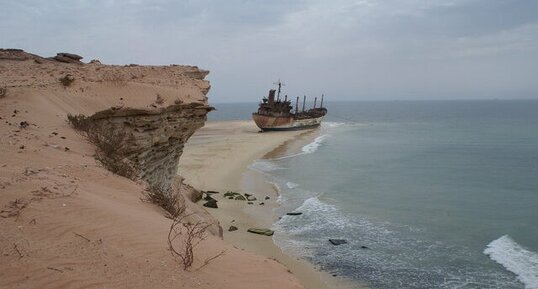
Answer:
[52,52,84,64]
[87,103,212,192]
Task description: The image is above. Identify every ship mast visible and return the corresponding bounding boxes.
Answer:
[273,79,285,101]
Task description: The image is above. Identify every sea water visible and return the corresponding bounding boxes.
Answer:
[210,100,538,289]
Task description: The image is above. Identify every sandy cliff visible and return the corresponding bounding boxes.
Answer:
[0,49,303,289]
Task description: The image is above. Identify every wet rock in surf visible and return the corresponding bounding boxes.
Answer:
[286,212,302,216]
[329,239,347,245]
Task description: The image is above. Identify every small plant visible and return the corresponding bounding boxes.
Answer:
[59,74,75,86]
[155,94,164,105]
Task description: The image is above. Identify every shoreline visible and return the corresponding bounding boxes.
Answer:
[179,120,364,289]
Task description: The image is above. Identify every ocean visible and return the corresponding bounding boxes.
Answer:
[209,100,538,289]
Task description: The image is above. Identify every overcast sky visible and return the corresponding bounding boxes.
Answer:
[2,0,538,102]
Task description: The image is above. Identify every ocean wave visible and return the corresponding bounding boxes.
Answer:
[301,134,328,154]
[274,196,354,235]
[286,181,299,189]
[484,235,538,289]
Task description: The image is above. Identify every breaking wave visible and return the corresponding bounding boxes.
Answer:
[484,235,538,289]
[301,134,329,154]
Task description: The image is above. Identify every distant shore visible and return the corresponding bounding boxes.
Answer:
[179,120,364,289]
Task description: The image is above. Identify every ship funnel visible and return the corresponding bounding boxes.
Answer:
[268,89,276,105]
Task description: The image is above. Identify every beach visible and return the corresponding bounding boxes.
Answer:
[179,120,364,289]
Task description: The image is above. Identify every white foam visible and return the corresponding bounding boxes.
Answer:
[301,134,328,154]
[484,235,538,289]
[324,121,346,128]
[249,160,284,172]
[286,181,299,189]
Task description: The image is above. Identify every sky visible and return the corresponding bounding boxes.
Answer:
[1,0,538,102]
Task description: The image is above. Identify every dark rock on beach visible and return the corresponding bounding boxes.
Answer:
[286,212,302,216]
[203,198,218,208]
[329,239,348,246]
[228,225,238,232]
[247,228,274,236]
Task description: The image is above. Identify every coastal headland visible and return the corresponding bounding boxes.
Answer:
[0,49,305,289]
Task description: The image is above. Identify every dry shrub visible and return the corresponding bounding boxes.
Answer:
[67,115,136,178]
[86,125,136,179]
[167,201,224,270]
[59,74,75,86]
[145,187,184,219]
[67,114,91,132]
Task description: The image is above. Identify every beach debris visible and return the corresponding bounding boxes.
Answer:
[228,225,238,232]
[286,212,302,216]
[244,193,251,197]
[19,121,29,128]
[246,195,257,201]
[329,239,348,246]
[203,198,218,209]
[259,202,265,205]
[206,190,219,195]
[265,196,270,200]
[361,245,370,249]
[247,228,274,236]
[228,196,234,199]
[247,202,253,205]
[0,86,6,98]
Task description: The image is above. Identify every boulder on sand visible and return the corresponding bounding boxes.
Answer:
[228,225,238,232]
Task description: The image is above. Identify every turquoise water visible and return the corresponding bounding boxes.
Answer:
[210,100,538,289]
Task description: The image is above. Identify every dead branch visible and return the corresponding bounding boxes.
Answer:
[196,250,226,271]
[47,267,63,273]
[13,243,23,259]
[73,232,91,242]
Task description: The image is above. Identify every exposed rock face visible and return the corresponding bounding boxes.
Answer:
[88,103,212,192]
[53,52,84,64]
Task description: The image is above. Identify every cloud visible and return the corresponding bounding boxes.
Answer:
[1,0,537,100]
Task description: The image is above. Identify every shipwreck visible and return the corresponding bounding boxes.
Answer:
[252,81,327,131]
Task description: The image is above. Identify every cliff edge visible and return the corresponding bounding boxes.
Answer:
[0,50,304,289]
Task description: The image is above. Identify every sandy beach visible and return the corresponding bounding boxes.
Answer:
[180,121,364,289]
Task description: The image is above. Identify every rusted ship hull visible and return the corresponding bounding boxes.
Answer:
[252,113,324,131]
